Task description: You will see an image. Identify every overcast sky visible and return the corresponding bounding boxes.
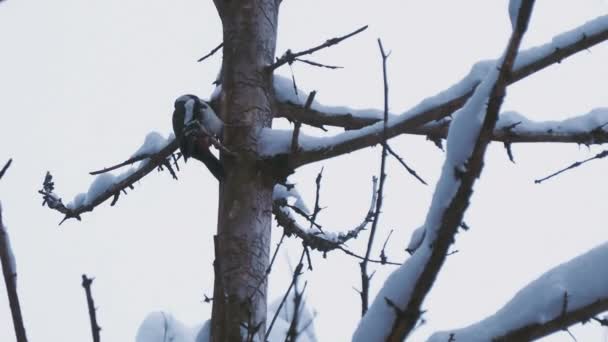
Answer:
[1,0,608,341]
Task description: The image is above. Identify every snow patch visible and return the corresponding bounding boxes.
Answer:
[131,132,171,159]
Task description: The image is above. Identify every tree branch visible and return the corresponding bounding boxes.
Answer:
[354,3,535,341]
[39,139,179,224]
[273,178,377,254]
[267,15,608,165]
[428,242,608,342]
[0,202,28,342]
[360,39,390,317]
[81,274,101,342]
[387,3,535,340]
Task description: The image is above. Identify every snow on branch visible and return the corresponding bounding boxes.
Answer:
[401,108,608,147]
[38,133,179,224]
[268,15,608,164]
[353,2,534,341]
[428,241,608,341]
[272,179,377,254]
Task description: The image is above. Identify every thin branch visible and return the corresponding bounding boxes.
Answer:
[534,150,608,184]
[270,25,368,70]
[338,246,401,266]
[273,177,377,253]
[360,38,390,317]
[294,58,343,69]
[0,158,12,180]
[290,91,316,160]
[385,3,536,340]
[385,144,427,185]
[89,153,158,175]
[309,168,323,231]
[379,229,394,265]
[286,281,307,342]
[81,274,101,342]
[0,204,28,342]
[197,42,224,62]
[265,248,306,340]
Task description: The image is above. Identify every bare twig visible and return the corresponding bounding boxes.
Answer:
[0,159,12,180]
[286,281,307,342]
[270,25,368,70]
[197,42,224,62]
[385,144,427,185]
[89,153,159,175]
[379,229,394,265]
[360,38,390,316]
[290,91,317,158]
[338,246,401,266]
[309,168,324,231]
[265,248,306,339]
[0,204,28,342]
[534,150,608,184]
[386,3,535,340]
[81,274,101,342]
[294,58,343,69]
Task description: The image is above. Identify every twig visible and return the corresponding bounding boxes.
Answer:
[265,248,306,340]
[309,168,324,231]
[379,229,394,265]
[294,58,343,69]
[81,274,101,342]
[385,144,427,185]
[0,159,12,180]
[338,246,401,266]
[534,150,608,184]
[360,38,390,316]
[248,233,287,301]
[197,42,224,62]
[270,25,368,70]
[0,204,28,342]
[89,153,156,175]
[290,91,317,157]
[286,281,307,342]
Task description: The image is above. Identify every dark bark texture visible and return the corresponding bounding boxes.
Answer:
[211,1,278,341]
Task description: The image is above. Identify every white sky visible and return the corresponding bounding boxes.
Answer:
[1,0,608,341]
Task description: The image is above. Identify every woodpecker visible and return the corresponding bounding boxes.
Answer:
[172,94,225,181]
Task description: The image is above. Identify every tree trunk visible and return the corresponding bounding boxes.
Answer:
[211,1,278,341]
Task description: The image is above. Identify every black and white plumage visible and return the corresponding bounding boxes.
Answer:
[172,94,225,181]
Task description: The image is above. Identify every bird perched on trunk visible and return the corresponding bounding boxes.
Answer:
[172,94,225,181]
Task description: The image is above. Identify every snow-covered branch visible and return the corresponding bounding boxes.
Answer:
[428,241,608,341]
[353,2,534,340]
[414,108,608,145]
[272,179,377,254]
[0,200,28,342]
[39,133,179,223]
[267,15,608,166]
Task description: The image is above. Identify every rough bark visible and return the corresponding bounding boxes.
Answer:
[211,1,278,341]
